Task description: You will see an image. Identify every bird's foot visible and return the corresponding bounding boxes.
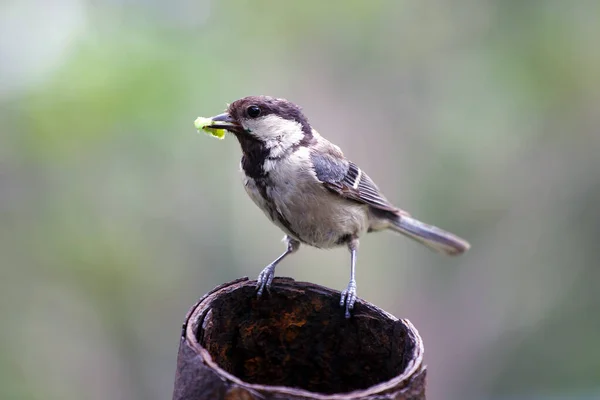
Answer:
[256,264,276,297]
[340,279,357,319]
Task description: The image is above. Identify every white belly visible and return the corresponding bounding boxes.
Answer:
[243,172,369,249]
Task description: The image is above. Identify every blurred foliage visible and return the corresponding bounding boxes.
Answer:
[1,1,600,399]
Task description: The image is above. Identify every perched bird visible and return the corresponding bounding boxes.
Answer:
[203,96,470,318]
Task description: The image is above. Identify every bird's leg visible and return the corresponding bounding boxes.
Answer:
[256,236,300,296]
[340,237,359,318]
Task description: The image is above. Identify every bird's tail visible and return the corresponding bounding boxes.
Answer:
[389,215,470,256]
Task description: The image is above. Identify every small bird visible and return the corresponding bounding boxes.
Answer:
[203,96,470,318]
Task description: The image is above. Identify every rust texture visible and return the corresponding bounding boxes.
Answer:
[172,277,426,400]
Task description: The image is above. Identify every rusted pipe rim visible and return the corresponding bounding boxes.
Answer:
[183,277,424,399]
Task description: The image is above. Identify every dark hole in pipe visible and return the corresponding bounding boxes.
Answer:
[197,284,414,394]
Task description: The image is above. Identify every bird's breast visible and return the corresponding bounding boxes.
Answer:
[243,151,369,248]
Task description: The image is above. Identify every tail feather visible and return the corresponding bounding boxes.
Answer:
[390,215,470,256]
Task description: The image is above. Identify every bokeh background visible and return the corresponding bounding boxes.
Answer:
[2,1,600,399]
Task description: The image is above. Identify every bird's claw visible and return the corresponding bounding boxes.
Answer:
[256,264,276,297]
[340,279,357,319]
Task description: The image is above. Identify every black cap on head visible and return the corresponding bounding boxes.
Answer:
[228,96,312,136]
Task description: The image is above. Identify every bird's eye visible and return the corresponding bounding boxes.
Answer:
[246,105,261,118]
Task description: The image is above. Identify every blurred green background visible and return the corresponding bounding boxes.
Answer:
[2,1,600,399]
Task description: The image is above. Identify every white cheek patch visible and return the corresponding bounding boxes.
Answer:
[244,115,305,157]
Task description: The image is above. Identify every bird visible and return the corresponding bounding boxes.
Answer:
[203,95,470,318]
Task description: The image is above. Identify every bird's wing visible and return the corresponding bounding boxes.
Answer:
[310,151,399,213]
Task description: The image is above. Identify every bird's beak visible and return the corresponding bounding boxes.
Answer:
[208,113,242,133]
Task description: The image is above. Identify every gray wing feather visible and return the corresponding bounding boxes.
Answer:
[310,151,398,213]
[310,152,348,182]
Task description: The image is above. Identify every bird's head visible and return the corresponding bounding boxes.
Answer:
[207,96,313,156]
